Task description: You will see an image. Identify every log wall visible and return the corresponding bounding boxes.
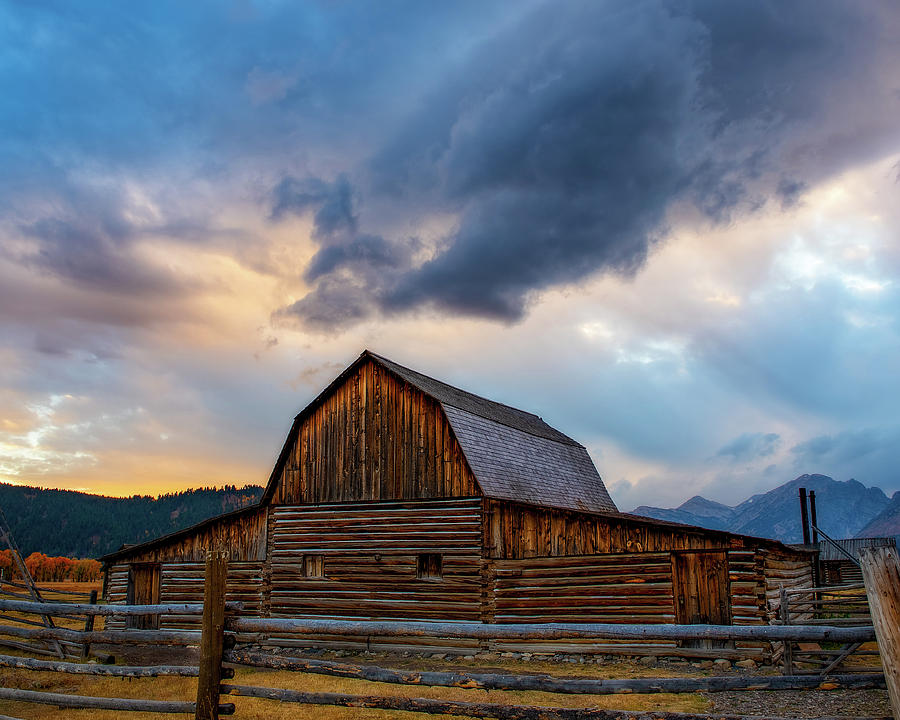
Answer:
[274,360,479,504]
[269,498,483,622]
[763,550,815,623]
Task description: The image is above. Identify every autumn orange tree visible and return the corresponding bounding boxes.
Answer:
[7,553,99,583]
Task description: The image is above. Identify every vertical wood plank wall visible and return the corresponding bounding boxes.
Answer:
[484,500,750,558]
[274,360,479,504]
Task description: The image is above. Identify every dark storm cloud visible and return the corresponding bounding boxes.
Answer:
[716,432,781,463]
[272,175,420,325]
[279,0,900,327]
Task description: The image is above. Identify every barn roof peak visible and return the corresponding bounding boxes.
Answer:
[266,349,618,514]
[362,350,582,447]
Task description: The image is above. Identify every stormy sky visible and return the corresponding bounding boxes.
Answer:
[1,0,899,508]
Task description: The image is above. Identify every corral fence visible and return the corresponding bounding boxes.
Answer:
[772,582,880,675]
[0,547,897,720]
[0,575,97,659]
[0,592,238,716]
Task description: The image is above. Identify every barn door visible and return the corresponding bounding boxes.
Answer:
[671,551,731,648]
[126,563,160,629]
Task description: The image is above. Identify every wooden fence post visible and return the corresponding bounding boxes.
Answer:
[81,589,98,659]
[196,550,228,720]
[859,546,900,720]
[779,587,793,675]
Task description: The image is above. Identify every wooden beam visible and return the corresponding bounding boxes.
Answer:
[0,623,200,646]
[0,686,234,714]
[196,550,228,720]
[0,598,241,616]
[220,684,887,720]
[224,650,885,694]
[779,588,793,675]
[226,617,876,643]
[859,546,900,720]
[0,652,232,677]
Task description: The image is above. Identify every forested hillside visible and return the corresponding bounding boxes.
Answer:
[0,483,263,558]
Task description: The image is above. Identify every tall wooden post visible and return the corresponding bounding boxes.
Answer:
[808,491,819,544]
[196,550,228,720]
[799,487,811,545]
[859,546,900,720]
[779,587,793,675]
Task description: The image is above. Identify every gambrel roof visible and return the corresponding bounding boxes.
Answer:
[262,350,617,514]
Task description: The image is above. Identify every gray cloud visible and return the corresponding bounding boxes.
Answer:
[278,0,900,328]
[271,175,421,327]
[716,432,781,463]
[791,429,890,468]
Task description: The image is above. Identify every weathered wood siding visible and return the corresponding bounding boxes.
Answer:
[268,498,483,622]
[274,360,479,504]
[110,507,267,564]
[485,550,771,659]
[672,550,731,626]
[729,550,768,625]
[764,549,815,623]
[489,550,767,626]
[485,500,749,559]
[493,552,675,624]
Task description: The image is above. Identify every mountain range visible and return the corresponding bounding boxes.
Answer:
[0,483,263,558]
[633,474,900,543]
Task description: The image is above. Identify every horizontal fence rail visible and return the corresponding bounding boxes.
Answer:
[226,617,877,644]
[0,598,242,616]
[0,652,237,678]
[0,687,233,715]
[0,623,201,646]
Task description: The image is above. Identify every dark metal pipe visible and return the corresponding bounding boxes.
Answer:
[799,487,811,545]
[809,490,819,544]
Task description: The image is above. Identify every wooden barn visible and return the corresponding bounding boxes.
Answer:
[101,350,815,656]
[817,536,897,586]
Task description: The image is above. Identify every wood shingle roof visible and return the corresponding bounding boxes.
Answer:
[367,352,618,514]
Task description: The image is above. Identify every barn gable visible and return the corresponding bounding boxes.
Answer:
[265,351,617,514]
[270,356,480,504]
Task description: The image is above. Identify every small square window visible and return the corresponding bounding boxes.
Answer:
[417,553,442,580]
[302,554,325,578]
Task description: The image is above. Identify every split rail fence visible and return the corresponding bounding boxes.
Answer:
[0,549,897,720]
